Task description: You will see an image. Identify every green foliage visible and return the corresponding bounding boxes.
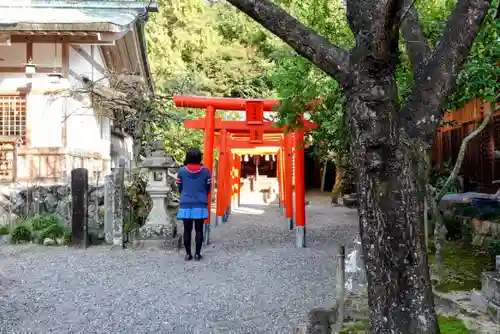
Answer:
[10,225,31,244]
[146,0,276,162]
[340,316,468,333]
[124,217,140,234]
[267,0,351,168]
[487,239,500,260]
[63,229,72,245]
[125,172,151,228]
[0,225,9,235]
[441,213,472,242]
[143,0,497,167]
[430,161,461,194]
[40,224,64,241]
[447,0,500,108]
[437,315,469,333]
[28,214,61,231]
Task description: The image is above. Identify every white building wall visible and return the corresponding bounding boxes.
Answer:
[66,44,110,159]
[0,42,111,158]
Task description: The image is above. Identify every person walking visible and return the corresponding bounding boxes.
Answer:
[176,147,212,261]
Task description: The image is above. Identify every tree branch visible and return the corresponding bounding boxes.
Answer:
[225,0,350,84]
[435,97,499,202]
[400,1,431,74]
[402,0,492,143]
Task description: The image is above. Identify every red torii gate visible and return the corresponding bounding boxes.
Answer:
[173,95,316,247]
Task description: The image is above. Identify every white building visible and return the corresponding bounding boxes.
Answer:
[0,0,157,184]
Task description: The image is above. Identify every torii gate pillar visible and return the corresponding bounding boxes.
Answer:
[203,105,216,244]
[294,128,306,248]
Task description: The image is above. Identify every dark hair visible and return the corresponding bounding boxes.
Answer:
[184,147,203,165]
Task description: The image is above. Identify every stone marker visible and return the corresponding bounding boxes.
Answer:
[112,165,125,248]
[104,174,114,245]
[71,168,88,248]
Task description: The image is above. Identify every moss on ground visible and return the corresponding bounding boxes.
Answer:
[427,241,493,293]
[340,315,468,333]
[437,315,469,333]
[339,319,368,333]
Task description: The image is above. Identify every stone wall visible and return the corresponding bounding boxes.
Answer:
[472,218,500,248]
[0,184,105,236]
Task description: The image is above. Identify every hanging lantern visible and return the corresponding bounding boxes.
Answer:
[265,154,270,161]
[272,154,276,161]
[244,155,249,162]
[240,155,243,161]
[24,59,37,76]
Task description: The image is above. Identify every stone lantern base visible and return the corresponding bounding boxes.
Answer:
[135,222,178,249]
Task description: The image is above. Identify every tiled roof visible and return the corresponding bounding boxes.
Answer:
[0,1,154,32]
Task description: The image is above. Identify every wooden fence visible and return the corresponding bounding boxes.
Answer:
[432,99,500,193]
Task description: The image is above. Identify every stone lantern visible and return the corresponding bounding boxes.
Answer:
[137,140,177,248]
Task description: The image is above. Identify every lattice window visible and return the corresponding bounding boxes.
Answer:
[0,95,27,145]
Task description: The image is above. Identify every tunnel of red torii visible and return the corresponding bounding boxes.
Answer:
[173,95,317,248]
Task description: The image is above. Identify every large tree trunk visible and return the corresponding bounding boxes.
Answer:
[345,47,437,331]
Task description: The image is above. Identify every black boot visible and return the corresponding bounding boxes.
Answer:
[185,254,193,261]
[194,254,203,261]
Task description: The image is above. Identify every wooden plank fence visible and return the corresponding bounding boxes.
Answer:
[432,99,500,193]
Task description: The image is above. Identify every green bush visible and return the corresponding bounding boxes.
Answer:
[442,213,462,241]
[29,214,61,231]
[10,225,32,244]
[487,239,500,261]
[40,223,64,240]
[0,225,9,235]
[62,229,71,245]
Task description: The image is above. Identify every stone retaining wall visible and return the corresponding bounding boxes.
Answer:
[472,218,500,248]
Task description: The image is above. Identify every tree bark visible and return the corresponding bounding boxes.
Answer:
[345,28,437,331]
[400,0,431,74]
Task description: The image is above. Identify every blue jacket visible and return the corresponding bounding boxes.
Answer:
[176,164,212,209]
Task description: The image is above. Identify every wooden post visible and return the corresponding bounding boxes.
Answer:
[320,161,327,192]
[294,126,306,248]
[71,168,88,248]
[334,245,346,333]
[284,133,294,229]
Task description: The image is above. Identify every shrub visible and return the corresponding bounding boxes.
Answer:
[29,214,61,231]
[62,229,71,245]
[40,223,64,240]
[442,213,462,241]
[0,225,9,235]
[487,239,500,261]
[10,225,32,244]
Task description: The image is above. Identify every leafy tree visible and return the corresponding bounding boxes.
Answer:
[145,0,275,162]
[225,0,495,332]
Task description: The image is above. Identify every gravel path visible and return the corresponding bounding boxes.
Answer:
[0,192,358,334]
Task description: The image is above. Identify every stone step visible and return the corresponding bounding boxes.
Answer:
[482,272,500,302]
[481,272,500,323]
